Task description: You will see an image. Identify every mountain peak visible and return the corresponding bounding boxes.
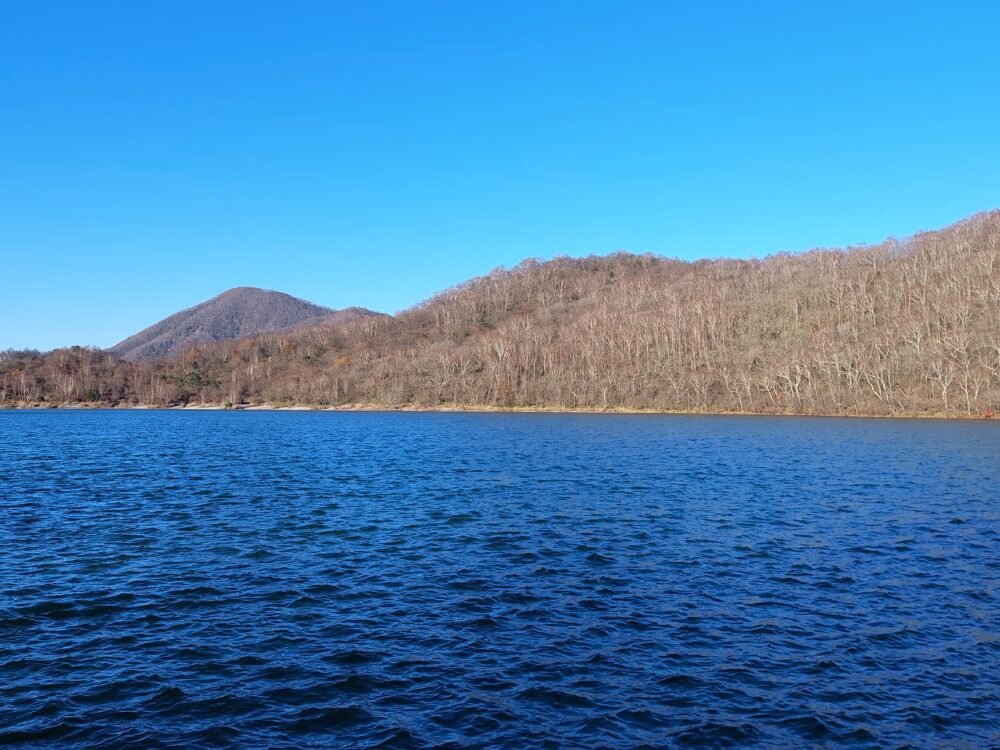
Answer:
[108,288,375,361]
[216,286,273,297]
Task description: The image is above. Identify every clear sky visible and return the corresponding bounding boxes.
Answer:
[2,1,999,351]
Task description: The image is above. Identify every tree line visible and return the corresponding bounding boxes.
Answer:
[3,211,998,416]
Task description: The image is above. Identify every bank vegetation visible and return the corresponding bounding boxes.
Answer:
[3,212,998,417]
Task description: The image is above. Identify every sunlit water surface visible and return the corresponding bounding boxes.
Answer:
[1,411,998,748]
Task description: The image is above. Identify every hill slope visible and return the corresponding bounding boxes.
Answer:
[4,210,998,415]
[108,287,373,361]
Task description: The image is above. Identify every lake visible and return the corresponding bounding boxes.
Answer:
[1,411,997,748]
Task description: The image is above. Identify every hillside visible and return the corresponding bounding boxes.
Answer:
[3,211,999,416]
[107,287,375,361]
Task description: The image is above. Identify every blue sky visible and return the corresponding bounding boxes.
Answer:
[2,1,999,351]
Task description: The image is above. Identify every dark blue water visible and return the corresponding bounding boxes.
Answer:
[1,412,998,748]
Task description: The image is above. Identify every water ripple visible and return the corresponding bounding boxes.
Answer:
[0,411,998,748]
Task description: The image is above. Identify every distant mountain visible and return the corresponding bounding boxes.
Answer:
[109,287,377,361]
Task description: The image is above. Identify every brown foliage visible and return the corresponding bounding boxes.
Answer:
[4,212,999,416]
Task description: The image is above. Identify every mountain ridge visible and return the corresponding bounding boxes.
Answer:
[108,287,378,361]
[3,210,998,416]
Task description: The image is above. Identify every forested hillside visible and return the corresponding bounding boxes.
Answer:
[3,211,998,416]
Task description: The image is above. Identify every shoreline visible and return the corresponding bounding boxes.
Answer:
[1,401,993,420]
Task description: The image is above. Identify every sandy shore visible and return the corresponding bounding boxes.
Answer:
[2,401,993,420]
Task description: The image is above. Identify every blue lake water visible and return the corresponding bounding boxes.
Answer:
[0,411,998,748]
